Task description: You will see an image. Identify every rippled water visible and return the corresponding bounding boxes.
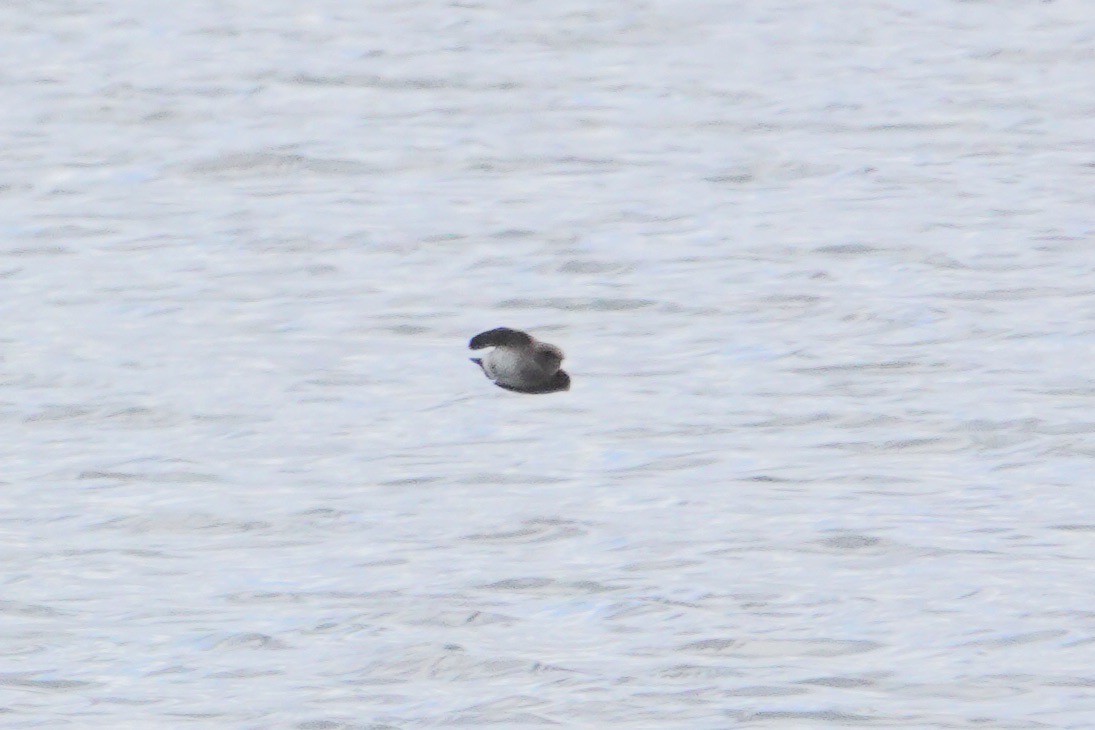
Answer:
[3,0,1094,727]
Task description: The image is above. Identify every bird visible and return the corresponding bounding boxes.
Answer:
[468,327,570,394]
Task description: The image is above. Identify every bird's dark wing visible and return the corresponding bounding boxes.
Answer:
[468,327,534,350]
[493,369,570,394]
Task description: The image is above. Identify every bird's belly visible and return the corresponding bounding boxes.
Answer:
[485,349,548,386]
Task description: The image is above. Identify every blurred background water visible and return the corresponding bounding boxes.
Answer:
[2,0,1094,727]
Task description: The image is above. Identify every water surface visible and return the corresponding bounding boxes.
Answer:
[2,0,1094,727]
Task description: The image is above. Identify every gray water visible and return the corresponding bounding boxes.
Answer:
[2,0,1094,727]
